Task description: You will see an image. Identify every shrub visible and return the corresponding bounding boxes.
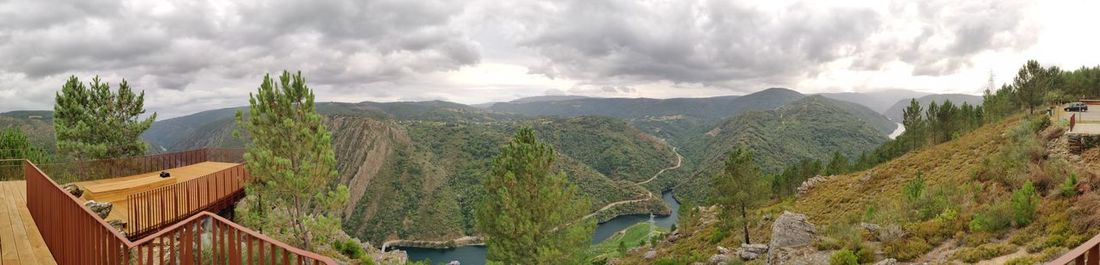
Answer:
[814,237,845,251]
[1061,174,1078,197]
[855,245,876,264]
[882,237,932,261]
[333,239,366,260]
[951,243,1018,263]
[1012,181,1039,227]
[829,249,858,265]
[1005,255,1042,265]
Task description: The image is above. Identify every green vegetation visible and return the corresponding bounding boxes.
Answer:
[234,71,350,253]
[712,148,767,244]
[54,75,156,160]
[476,127,595,264]
[589,222,668,261]
[828,249,858,265]
[0,128,50,162]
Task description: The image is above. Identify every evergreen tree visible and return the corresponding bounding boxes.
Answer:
[476,127,594,264]
[824,151,850,176]
[901,99,925,150]
[0,128,50,162]
[1012,60,1058,113]
[235,71,349,252]
[54,76,155,160]
[712,147,766,244]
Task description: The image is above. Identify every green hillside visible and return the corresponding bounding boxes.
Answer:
[0,111,56,151]
[672,96,890,204]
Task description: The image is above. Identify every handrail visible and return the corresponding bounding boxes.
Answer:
[22,148,336,265]
[1049,232,1100,264]
[125,163,250,238]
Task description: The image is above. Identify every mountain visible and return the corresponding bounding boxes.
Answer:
[489,88,805,121]
[819,89,931,113]
[672,96,891,204]
[0,110,56,150]
[882,94,984,122]
[144,101,677,243]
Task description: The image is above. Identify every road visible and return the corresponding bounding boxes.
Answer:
[1060,104,1100,134]
[582,142,683,220]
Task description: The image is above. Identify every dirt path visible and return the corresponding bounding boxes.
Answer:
[582,141,683,220]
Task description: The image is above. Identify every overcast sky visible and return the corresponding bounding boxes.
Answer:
[2,0,1099,118]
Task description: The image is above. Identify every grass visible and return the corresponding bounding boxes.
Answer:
[589,222,669,260]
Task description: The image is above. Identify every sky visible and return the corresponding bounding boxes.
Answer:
[2,0,1099,118]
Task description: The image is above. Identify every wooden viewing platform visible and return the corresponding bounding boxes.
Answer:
[0,181,56,265]
[72,162,239,223]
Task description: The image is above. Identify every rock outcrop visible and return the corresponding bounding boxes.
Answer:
[62,184,83,198]
[873,258,897,265]
[797,175,831,196]
[737,244,768,260]
[767,211,817,265]
[84,200,112,219]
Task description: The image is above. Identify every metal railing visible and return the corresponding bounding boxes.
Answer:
[1050,232,1100,264]
[22,151,336,265]
[125,164,250,238]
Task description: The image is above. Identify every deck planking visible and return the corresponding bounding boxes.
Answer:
[71,161,240,223]
[0,181,57,265]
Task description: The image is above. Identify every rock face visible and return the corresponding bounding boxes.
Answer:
[84,200,112,219]
[644,250,657,260]
[62,184,83,198]
[737,244,768,260]
[767,211,817,265]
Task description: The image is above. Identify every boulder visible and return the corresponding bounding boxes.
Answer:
[767,211,817,265]
[737,244,768,260]
[872,258,897,265]
[708,254,732,265]
[769,211,816,248]
[860,222,881,240]
[644,250,657,260]
[107,220,126,231]
[62,184,83,198]
[717,246,731,255]
[446,261,460,265]
[84,200,112,219]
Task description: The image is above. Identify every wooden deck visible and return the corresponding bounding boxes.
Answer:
[0,181,57,265]
[71,162,239,223]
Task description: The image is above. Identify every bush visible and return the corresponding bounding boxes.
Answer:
[333,239,366,260]
[951,243,1018,263]
[856,245,876,264]
[1061,174,1078,197]
[829,249,859,265]
[882,237,932,261]
[1005,255,1042,265]
[1012,181,1039,227]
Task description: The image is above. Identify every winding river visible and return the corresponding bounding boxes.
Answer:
[398,191,682,265]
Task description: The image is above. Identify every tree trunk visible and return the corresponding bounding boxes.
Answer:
[741,204,750,244]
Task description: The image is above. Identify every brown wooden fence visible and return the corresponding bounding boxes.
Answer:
[1,148,245,182]
[1050,233,1100,265]
[24,158,336,265]
[126,164,250,239]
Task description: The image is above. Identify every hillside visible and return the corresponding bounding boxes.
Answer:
[143,102,677,244]
[622,113,1098,264]
[0,111,55,150]
[882,94,984,122]
[489,88,804,121]
[673,96,890,204]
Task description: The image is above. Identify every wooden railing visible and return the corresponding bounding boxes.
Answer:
[126,164,250,238]
[23,156,336,265]
[1,148,245,182]
[1072,113,1078,132]
[1050,233,1100,265]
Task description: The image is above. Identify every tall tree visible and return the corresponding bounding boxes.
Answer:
[1012,60,1059,113]
[901,99,925,150]
[824,151,850,176]
[235,71,349,252]
[54,76,155,160]
[712,148,767,244]
[476,128,594,264]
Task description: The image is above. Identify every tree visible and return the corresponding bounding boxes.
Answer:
[476,127,595,264]
[824,151,850,176]
[0,128,50,162]
[1012,60,1059,113]
[901,99,925,149]
[712,147,767,244]
[235,71,349,252]
[54,76,156,160]
[1011,181,1039,227]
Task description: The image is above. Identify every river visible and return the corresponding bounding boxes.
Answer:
[888,122,905,139]
[398,191,682,265]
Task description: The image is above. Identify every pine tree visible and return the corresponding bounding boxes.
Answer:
[476,127,595,264]
[235,71,349,252]
[54,76,155,160]
[712,147,766,244]
[901,99,925,149]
